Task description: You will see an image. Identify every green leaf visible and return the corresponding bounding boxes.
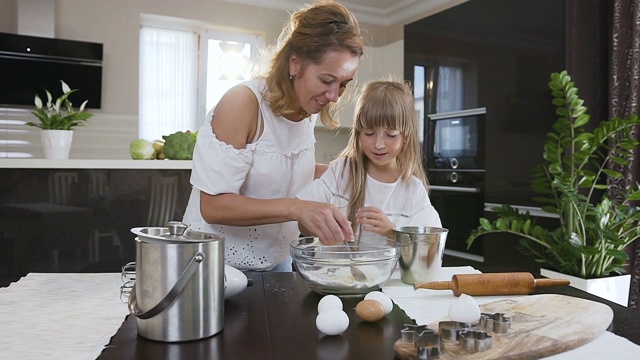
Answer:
[496,218,509,230]
[479,218,492,230]
[602,169,623,178]
[573,114,590,128]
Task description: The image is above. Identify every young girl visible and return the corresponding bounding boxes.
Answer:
[297,79,441,242]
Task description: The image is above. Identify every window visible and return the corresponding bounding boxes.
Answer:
[139,20,262,141]
[139,27,198,141]
[199,30,262,124]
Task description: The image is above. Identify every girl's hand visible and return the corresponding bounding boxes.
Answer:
[356,207,395,239]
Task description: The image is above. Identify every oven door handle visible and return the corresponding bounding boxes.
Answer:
[429,185,482,193]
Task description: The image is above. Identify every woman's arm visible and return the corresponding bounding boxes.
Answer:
[198,85,353,244]
[200,193,353,245]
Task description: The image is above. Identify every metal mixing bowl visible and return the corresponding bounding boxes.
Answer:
[290,236,400,296]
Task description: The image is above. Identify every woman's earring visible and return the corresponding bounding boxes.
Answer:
[289,74,294,80]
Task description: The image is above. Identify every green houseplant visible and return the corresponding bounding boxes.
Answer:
[467,70,640,280]
[26,80,94,159]
[26,80,93,130]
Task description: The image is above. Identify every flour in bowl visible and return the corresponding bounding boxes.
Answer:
[302,264,388,290]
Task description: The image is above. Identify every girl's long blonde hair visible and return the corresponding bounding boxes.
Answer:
[337,79,428,228]
[259,0,364,129]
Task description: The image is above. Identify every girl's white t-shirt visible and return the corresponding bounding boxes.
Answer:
[296,158,442,242]
[182,79,317,271]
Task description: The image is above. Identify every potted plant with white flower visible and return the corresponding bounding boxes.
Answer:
[26,80,94,159]
[467,70,640,306]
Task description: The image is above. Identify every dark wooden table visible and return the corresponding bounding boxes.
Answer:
[97,271,640,360]
[0,268,638,359]
[98,272,413,359]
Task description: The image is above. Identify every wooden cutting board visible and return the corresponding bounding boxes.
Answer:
[394,294,613,360]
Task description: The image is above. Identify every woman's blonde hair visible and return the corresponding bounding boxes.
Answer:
[337,79,429,228]
[259,0,364,129]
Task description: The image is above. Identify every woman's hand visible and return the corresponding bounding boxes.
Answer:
[356,207,395,239]
[294,200,354,245]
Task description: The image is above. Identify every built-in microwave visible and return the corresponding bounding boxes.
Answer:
[426,107,486,171]
[425,107,486,261]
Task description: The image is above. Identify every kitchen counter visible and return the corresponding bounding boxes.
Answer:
[0,163,193,274]
[0,158,192,169]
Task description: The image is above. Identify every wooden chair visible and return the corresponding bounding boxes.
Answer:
[146,175,179,227]
[87,172,123,263]
[48,172,78,204]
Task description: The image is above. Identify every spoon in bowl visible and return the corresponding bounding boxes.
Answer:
[344,225,367,282]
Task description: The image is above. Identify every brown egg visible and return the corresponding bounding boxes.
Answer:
[355,299,386,322]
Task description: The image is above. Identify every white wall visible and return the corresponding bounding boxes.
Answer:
[0,1,405,160]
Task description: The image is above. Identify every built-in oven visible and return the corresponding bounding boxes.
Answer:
[426,108,486,261]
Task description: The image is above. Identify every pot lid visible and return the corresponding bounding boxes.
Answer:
[131,221,222,244]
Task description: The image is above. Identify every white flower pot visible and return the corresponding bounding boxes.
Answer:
[41,130,73,159]
[540,268,630,307]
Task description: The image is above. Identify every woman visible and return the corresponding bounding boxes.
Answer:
[182,1,364,271]
[297,79,441,242]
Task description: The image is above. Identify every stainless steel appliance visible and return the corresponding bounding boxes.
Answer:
[426,108,486,261]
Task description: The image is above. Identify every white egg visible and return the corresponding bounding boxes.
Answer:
[317,294,343,313]
[364,291,393,315]
[316,309,349,336]
[448,293,481,324]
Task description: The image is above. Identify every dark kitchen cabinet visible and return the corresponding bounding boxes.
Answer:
[0,168,192,275]
[405,0,610,262]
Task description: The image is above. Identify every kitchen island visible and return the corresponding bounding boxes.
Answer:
[0,159,193,275]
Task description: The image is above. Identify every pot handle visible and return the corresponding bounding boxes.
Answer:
[128,251,205,320]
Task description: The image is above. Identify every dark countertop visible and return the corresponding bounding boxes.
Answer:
[1,266,638,359]
[97,272,640,360]
[97,272,412,360]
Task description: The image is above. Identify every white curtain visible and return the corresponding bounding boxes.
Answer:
[139,27,198,141]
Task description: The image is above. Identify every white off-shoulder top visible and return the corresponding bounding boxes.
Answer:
[183,79,317,270]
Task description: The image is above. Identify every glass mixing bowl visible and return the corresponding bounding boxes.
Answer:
[290,236,400,296]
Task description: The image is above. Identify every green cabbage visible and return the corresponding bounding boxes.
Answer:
[129,139,155,160]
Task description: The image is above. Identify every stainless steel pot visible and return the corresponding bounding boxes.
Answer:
[129,221,224,342]
[394,226,448,285]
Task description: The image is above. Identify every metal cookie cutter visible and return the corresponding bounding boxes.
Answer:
[400,324,430,343]
[400,324,441,360]
[479,312,511,334]
[416,331,441,360]
[438,321,472,341]
[459,330,493,353]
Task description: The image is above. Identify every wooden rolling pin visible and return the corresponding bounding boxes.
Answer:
[413,272,570,296]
